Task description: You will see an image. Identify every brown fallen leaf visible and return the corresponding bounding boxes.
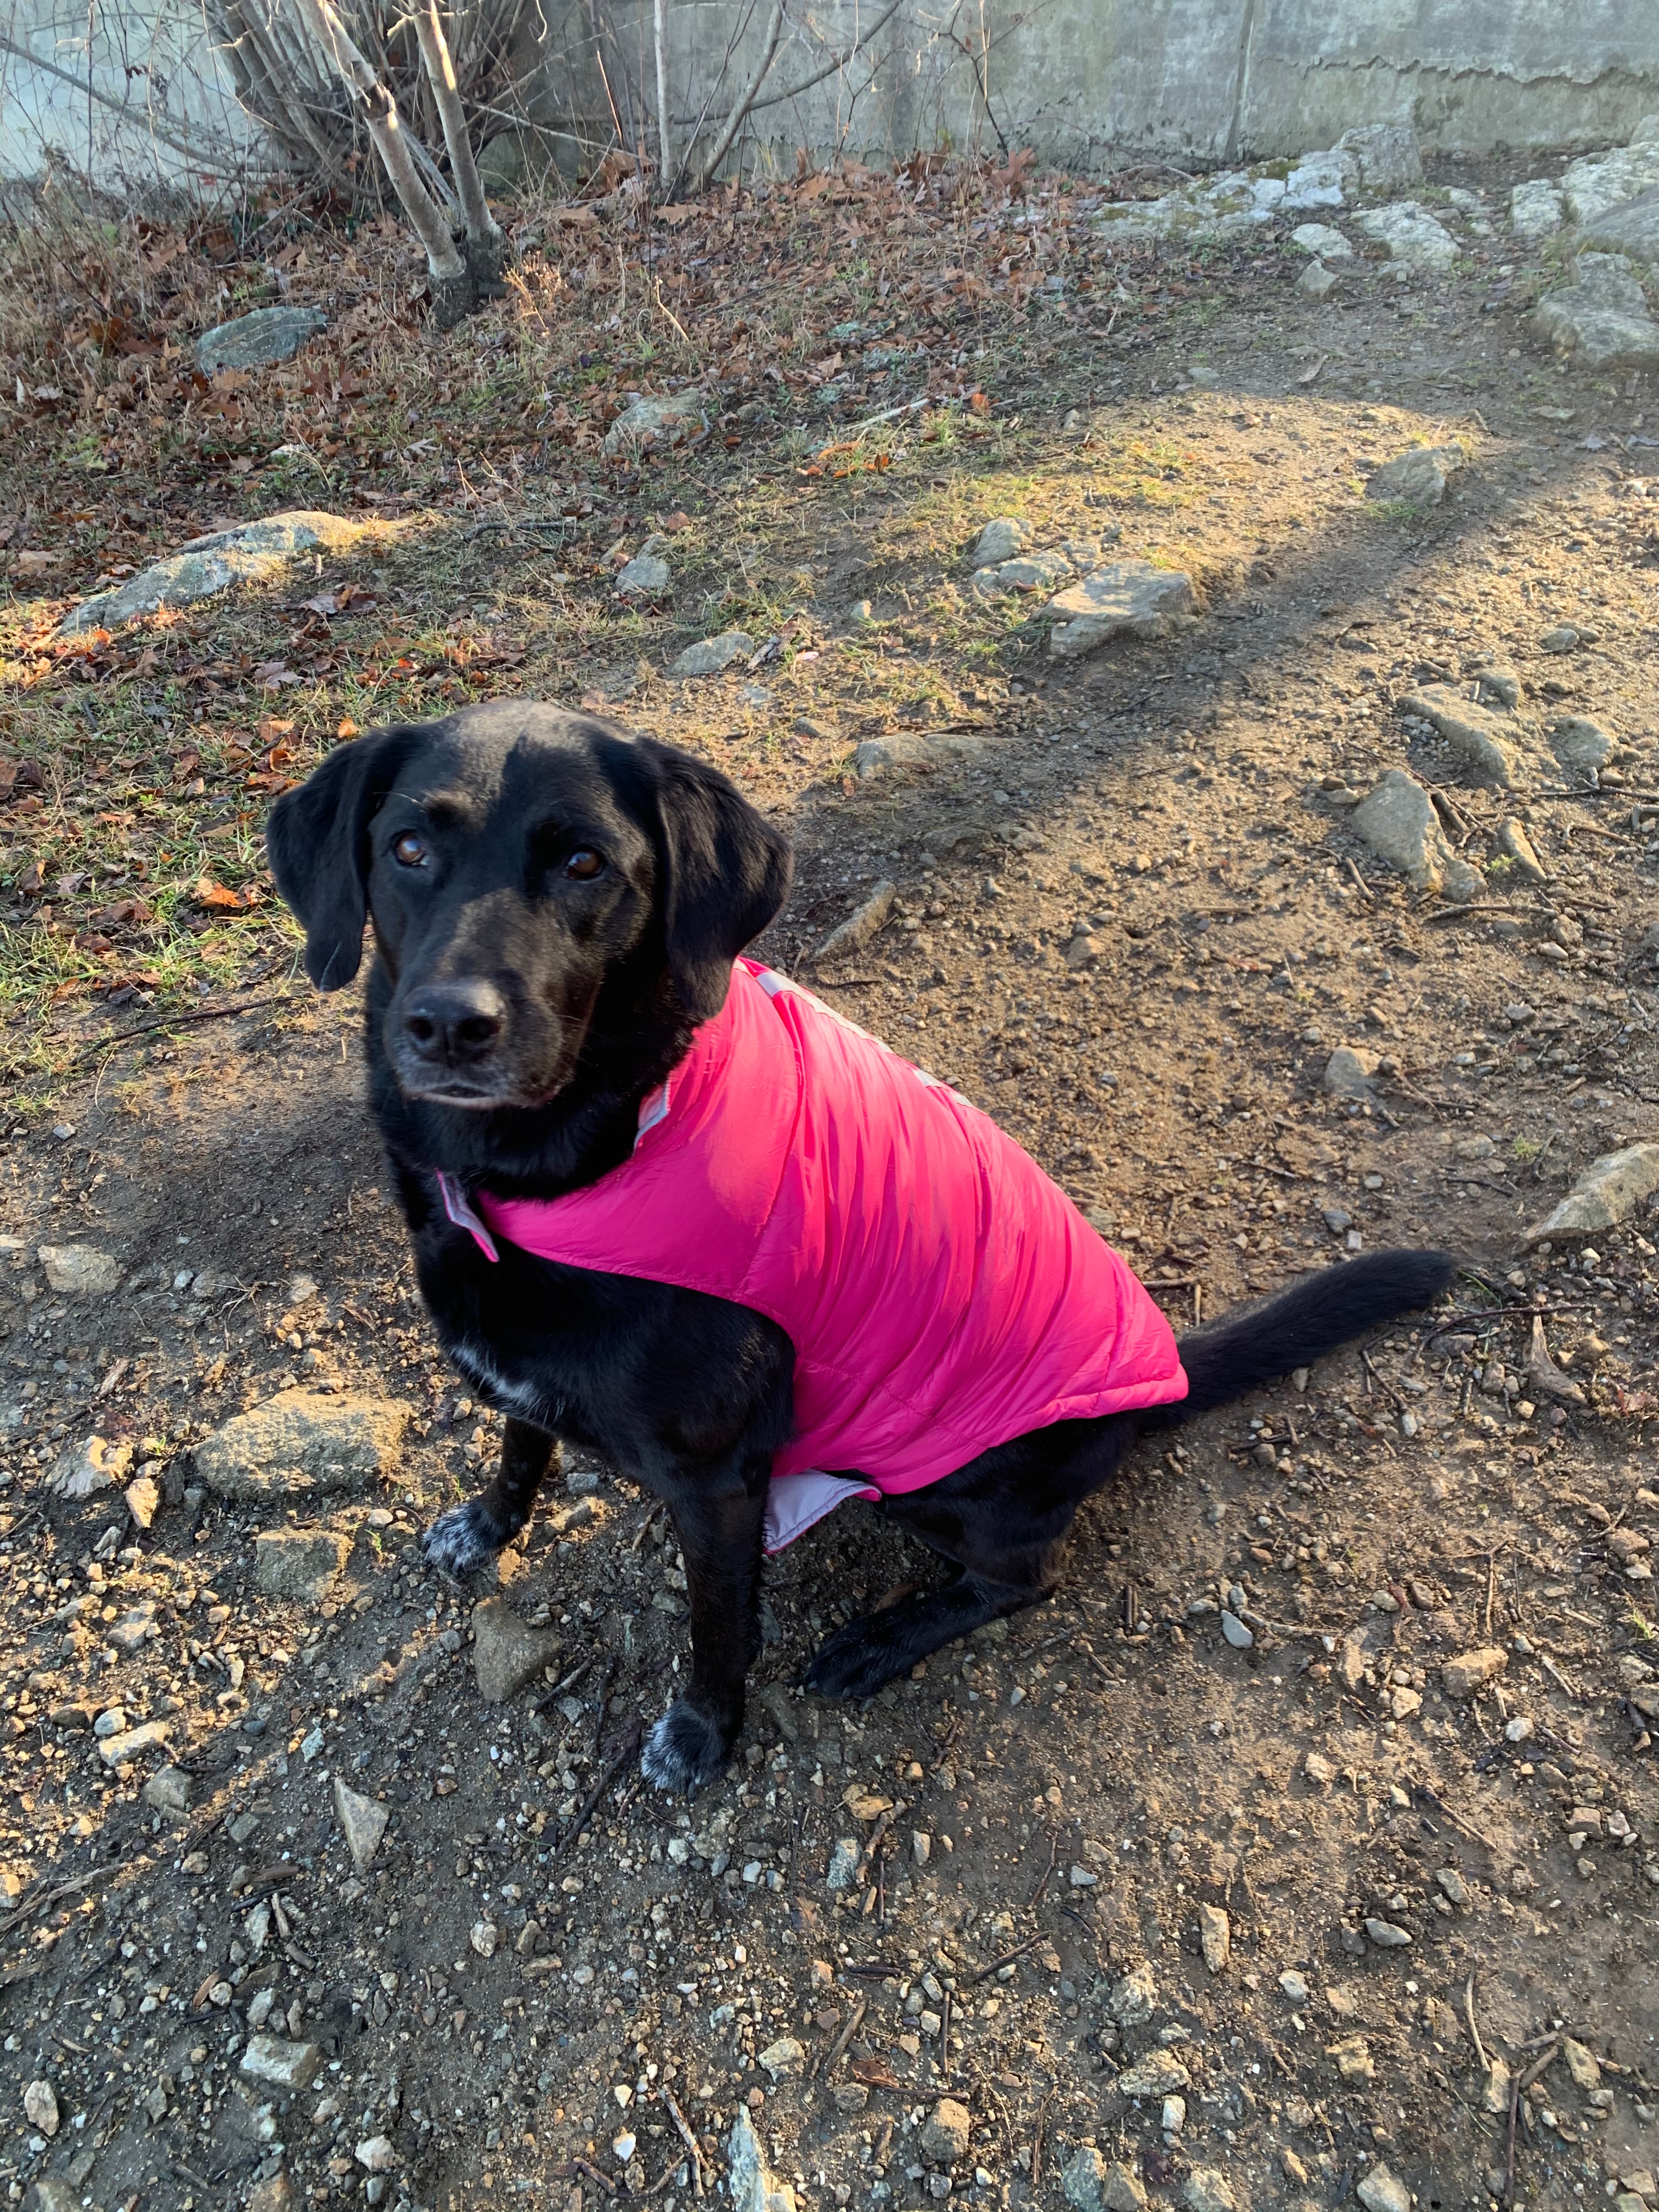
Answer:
[194,878,246,911]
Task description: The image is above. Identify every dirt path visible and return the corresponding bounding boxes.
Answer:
[0,148,1656,2212]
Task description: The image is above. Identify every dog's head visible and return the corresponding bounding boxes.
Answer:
[266,701,792,1112]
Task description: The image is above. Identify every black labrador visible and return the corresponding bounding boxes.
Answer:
[268,700,1455,1793]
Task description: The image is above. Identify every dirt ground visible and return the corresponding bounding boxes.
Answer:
[0,142,1656,2212]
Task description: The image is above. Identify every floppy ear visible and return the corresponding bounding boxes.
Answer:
[650,746,793,1022]
[266,726,413,990]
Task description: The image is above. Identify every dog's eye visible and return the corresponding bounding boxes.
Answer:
[563,849,603,880]
[392,832,428,868]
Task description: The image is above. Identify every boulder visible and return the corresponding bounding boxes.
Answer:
[1511,180,1564,235]
[1524,1143,1659,1243]
[63,511,411,634]
[1355,201,1458,269]
[1047,561,1197,658]
[1339,122,1423,192]
[918,2100,972,2164]
[195,1389,410,1502]
[1532,253,1659,369]
[1349,771,1482,899]
[1582,188,1659,267]
[973,551,1071,597]
[1368,442,1465,506]
[1561,143,1659,225]
[194,305,326,373]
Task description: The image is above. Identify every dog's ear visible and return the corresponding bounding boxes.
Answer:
[267,727,413,990]
[651,748,792,1022]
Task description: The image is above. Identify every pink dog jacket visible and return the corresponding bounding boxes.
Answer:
[443,961,1186,1550]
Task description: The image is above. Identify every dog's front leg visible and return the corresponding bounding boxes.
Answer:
[423,1417,560,1576]
[641,1465,768,1795]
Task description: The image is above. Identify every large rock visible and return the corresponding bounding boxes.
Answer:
[1511,179,1564,236]
[471,1595,562,1703]
[63,512,412,634]
[603,394,708,456]
[195,1389,410,1502]
[852,730,988,781]
[1397,685,1533,787]
[1291,221,1353,258]
[1561,143,1659,226]
[194,305,326,373]
[240,2035,322,2091]
[254,1527,352,1601]
[1357,2168,1411,2212]
[616,539,671,597]
[1047,561,1196,658]
[973,551,1071,598]
[1551,714,1613,780]
[1525,1144,1659,1244]
[816,881,896,962]
[1442,1646,1508,1697]
[37,1243,121,1294]
[1582,188,1659,266]
[1115,2049,1191,2097]
[1324,1046,1380,1099]
[671,630,754,676]
[1355,201,1459,269]
[1349,771,1481,900]
[1368,443,1465,506]
[728,2108,797,2212]
[1338,123,1423,191]
[1532,254,1659,369]
[918,2100,972,2164]
[970,517,1030,566]
[1062,2148,1108,2212]
[332,1775,390,1870]
[48,1433,132,1501]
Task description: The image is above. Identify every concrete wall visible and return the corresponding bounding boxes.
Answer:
[4,0,1657,193]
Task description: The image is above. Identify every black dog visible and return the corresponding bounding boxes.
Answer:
[268,701,1455,1793]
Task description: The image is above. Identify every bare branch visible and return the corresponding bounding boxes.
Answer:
[652,0,672,190]
[740,0,905,117]
[0,26,249,168]
[413,2,505,280]
[692,0,785,194]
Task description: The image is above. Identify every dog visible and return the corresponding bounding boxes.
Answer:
[268,700,1456,1794]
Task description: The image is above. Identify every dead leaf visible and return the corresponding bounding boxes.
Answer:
[194,878,247,911]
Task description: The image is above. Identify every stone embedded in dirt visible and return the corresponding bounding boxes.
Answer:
[1496,820,1547,883]
[1279,1968,1311,2003]
[1355,201,1458,269]
[334,1775,390,1870]
[471,1918,499,1957]
[1104,2165,1149,2212]
[1532,255,1659,369]
[108,1601,156,1654]
[194,304,326,373]
[1198,1903,1231,1972]
[98,1718,168,1768]
[1511,179,1564,235]
[191,1265,242,1300]
[1357,2167,1411,2212]
[48,1433,133,1501]
[1550,714,1614,778]
[1525,1143,1659,1243]
[672,630,755,677]
[1181,2169,1237,2212]
[142,1766,190,1822]
[1367,442,1466,505]
[1290,222,1352,258]
[970,517,1030,566]
[852,730,988,781]
[616,539,672,597]
[919,2098,973,2164]
[37,1243,121,1295]
[63,511,413,635]
[1047,561,1197,658]
[255,1527,352,1602]
[1350,771,1483,899]
[241,2034,321,2090]
[29,2181,77,2212]
[123,1472,160,1531]
[728,2107,797,2212]
[1364,1916,1412,1947]
[825,1837,859,1889]
[1220,1609,1254,1648]
[1108,1959,1157,2025]
[1442,1646,1508,1697]
[1323,1046,1380,1100]
[1297,259,1340,299]
[1561,2036,1601,2090]
[603,394,709,457]
[816,880,896,962]
[471,1595,561,1703]
[974,551,1073,598]
[1397,686,1533,787]
[356,2134,397,2172]
[22,2077,59,2135]
[1304,1750,1336,1784]
[1562,142,1659,227]
[1116,2048,1191,2098]
[1339,122,1423,191]
[759,2035,805,2079]
[195,1389,410,1502]
[1582,188,1659,267]
[246,2173,297,2212]
[1062,2147,1108,2212]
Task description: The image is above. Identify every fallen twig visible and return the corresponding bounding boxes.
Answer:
[659,2084,707,2197]
[551,1719,642,1858]
[816,1995,867,2085]
[65,994,297,1069]
[968,1931,1043,1984]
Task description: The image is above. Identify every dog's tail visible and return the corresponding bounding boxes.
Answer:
[1163,1248,1458,1420]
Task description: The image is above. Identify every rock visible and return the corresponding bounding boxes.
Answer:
[825,1837,859,1889]
[333,1776,390,1870]
[1357,2168,1411,2212]
[816,881,896,962]
[1182,2170,1237,2212]
[851,730,988,781]
[1481,2057,1513,2115]
[1562,143,1659,226]
[1290,222,1353,257]
[37,1244,121,1295]
[1323,1046,1380,1101]
[1525,1144,1659,1243]
[25,2185,77,2212]
[1561,2036,1601,2090]
[1435,1866,1470,1906]
[758,2036,805,2080]
[729,2108,797,2212]
[1305,1750,1337,1784]
[1198,1903,1231,1972]
[1297,259,1340,299]
[356,2136,396,2172]
[970,517,1030,566]
[1282,147,1356,210]
[1550,714,1614,778]
[143,1766,190,1821]
[123,1474,160,1531]
[974,551,1073,597]
[1220,1609,1254,1648]
[1442,1646,1508,1697]
[1496,820,1547,883]
[1532,254,1659,369]
[1339,122,1423,191]
[1368,442,1466,506]
[241,2035,321,2090]
[1397,687,1533,788]
[1047,561,1197,658]
[471,1595,561,1703]
[1511,179,1565,236]
[1104,2164,1149,2212]
[108,1602,156,1654]
[63,511,410,634]
[1279,1969,1311,2002]
[1582,188,1659,267]
[98,1719,169,1769]
[470,1919,498,1958]
[1364,1917,1412,1947]
[672,630,754,677]
[246,2177,297,2212]
[1474,663,1521,708]
[919,2098,972,2164]
[22,2078,59,2135]
[1350,771,1483,899]
[195,1389,409,1502]
[48,1434,133,1501]
[603,394,708,456]
[255,1527,352,1602]
[194,304,326,372]
[616,541,671,597]
[1062,2147,1108,2212]
[1108,1960,1157,2025]
[1116,2049,1191,2098]
[1355,201,1458,269]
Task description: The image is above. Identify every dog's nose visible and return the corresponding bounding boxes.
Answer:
[401,981,506,1065]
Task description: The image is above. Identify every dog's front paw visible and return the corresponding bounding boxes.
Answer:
[641,1699,736,1795]
[422,1498,519,1578]
[805,1614,913,1701]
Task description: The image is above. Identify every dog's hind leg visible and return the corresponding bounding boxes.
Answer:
[423,1417,560,1577]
